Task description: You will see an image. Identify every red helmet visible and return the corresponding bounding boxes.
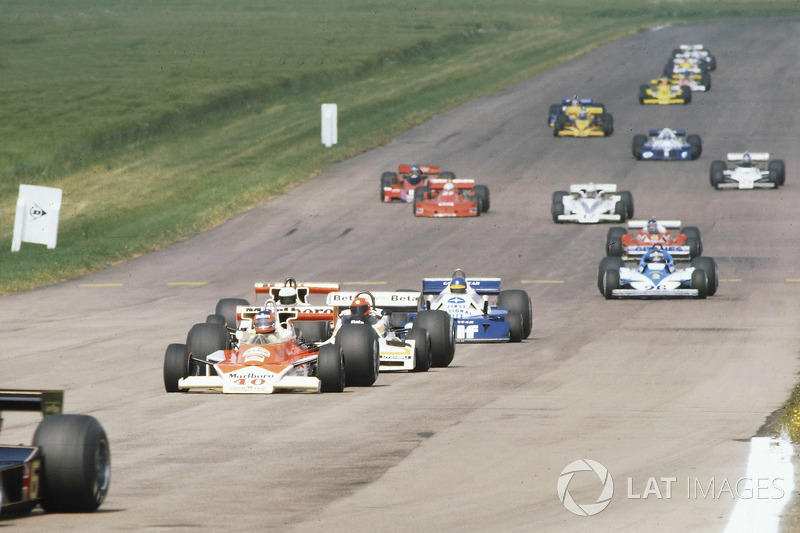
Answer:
[350,297,370,316]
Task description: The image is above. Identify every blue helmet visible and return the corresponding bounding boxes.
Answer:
[255,309,276,334]
[449,276,468,293]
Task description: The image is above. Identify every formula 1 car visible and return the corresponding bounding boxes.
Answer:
[0,389,110,515]
[598,247,718,299]
[672,44,716,71]
[547,97,607,127]
[413,179,490,217]
[605,219,702,261]
[381,164,453,203]
[551,101,614,137]
[632,128,702,160]
[664,57,712,84]
[325,290,456,370]
[415,269,532,343]
[639,78,691,105]
[552,183,634,224]
[163,298,379,393]
[710,152,785,189]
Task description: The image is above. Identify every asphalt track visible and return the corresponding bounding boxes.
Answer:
[1,17,799,532]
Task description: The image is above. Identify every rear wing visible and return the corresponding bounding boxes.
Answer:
[427,178,475,190]
[678,44,705,51]
[397,164,440,176]
[648,129,686,136]
[421,278,502,295]
[236,305,333,330]
[628,219,681,229]
[560,97,595,105]
[569,183,617,194]
[326,291,420,312]
[727,152,769,162]
[254,282,339,303]
[0,389,64,417]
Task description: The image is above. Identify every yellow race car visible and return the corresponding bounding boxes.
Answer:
[639,78,691,105]
[552,103,614,137]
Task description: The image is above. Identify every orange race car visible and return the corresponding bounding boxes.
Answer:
[413,179,490,218]
[381,164,454,203]
[605,218,702,261]
[163,297,379,394]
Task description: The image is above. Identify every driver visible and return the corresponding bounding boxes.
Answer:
[741,153,753,167]
[443,181,456,194]
[247,308,292,345]
[646,218,666,235]
[408,165,424,185]
[277,286,298,305]
[341,296,379,325]
[658,128,675,140]
[449,276,468,293]
[585,185,598,199]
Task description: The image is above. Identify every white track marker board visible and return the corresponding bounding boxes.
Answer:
[321,103,338,147]
[12,184,62,252]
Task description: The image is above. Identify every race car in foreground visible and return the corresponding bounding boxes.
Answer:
[598,246,718,299]
[325,290,455,370]
[163,298,379,393]
[552,183,634,224]
[632,128,702,160]
[710,152,785,189]
[381,164,453,203]
[551,101,614,137]
[413,178,490,217]
[0,389,110,515]
[415,269,532,343]
[605,219,702,261]
[672,44,716,71]
[639,78,691,105]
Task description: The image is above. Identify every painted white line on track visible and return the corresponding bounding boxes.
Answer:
[723,435,794,533]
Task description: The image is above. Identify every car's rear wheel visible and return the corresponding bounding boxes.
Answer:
[215,298,249,328]
[380,171,396,201]
[498,289,532,340]
[681,226,702,256]
[474,185,490,213]
[606,227,627,256]
[769,160,785,186]
[506,312,524,342]
[413,310,455,367]
[619,191,634,218]
[33,414,111,513]
[335,324,379,386]
[614,201,628,222]
[293,321,331,343]
[687,134,702,159]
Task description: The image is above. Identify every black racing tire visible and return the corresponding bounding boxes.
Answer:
[710,160,726,188]
[205,313,225,325]
[547,104,560,126]
[317,344,345,392]
[474,185,490,213]
[293,320,331,343]
[619,191,634,218]
[603,269,620,300]
[164,343,191,392]
[33,414,111,513]
[439,171,456,180]
[632,134,647,159]
[639,85,649,104]
[413,310,455,367]
[498,289,532,340]
[380,171,396,201]
[335,324,379,387]
[598,256,624,294]
[614,201,628,222]
[606,227,627,256]
[602,113,614,136]
[681,226,703,256]
[691,269,708,299]
[707,55,717,71]
[413,185,430,215]
[769,160,785,186]
[187,322,228,359]
[389,311,410,328]
[506,312,524,343]
[691,257,718,296]
[685,238,701,259]
[552,190,568,204]
[681,86,692,103]
[408,327,432,372]
[551,190,567,224]
[700,72,711,91]
[687,134,702,160]
[215,298,249,328]
[553,113,567,135]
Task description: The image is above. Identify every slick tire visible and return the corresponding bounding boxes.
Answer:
[335,324,379,387]
[408,327,432,372]
[413,310,455,367]
[317,344,345,392]
[498,289,533,339]
[164,343,191,392]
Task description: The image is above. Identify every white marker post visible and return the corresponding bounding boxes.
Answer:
[11,184,63,252]
[321,103,338,148]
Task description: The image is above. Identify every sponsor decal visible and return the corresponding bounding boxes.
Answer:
[456,324,480,339]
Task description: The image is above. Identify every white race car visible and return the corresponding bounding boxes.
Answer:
[552,183,634,223]
[672,44,716,71]
[709,152,785,189]
[326,290,456,371]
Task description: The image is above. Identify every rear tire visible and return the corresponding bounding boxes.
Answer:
[606,227,627,256]
[687,134,702,159]
[33,414,111,513]
[215,298,249,328]
[498,289,532,339]
[474,185,490,213]
[681,226,702,256]
[380,172,396,201]
[619,191,634,218]
[769,160,785,186]
[335,324,379,386]
[506,312,524,342]
[614,201,628,222]
[293,321,331,343]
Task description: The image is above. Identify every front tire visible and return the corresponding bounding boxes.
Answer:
[687,134,702,159]
[317,344,345,392]
[691,257,718,296]
[474,185,490,213]
[603,269,620,299]
[164,343,191,392]
[710,160,726,188]
[691,270,708,299]
[33,414,111,513]
[632,134,647,159]
[335,324,379,386]
[498,289,532,340]
[408,327,432,372]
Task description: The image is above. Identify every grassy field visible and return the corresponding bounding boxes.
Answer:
[1,0,797,294]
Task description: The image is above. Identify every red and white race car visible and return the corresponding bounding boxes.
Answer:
[381,164,453,203]
[605,219,702,260]
[413,179,490,218]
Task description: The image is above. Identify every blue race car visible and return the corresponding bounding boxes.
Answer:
[598,246,717,299]
[414,269,532,342]
[632,128,702,160]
